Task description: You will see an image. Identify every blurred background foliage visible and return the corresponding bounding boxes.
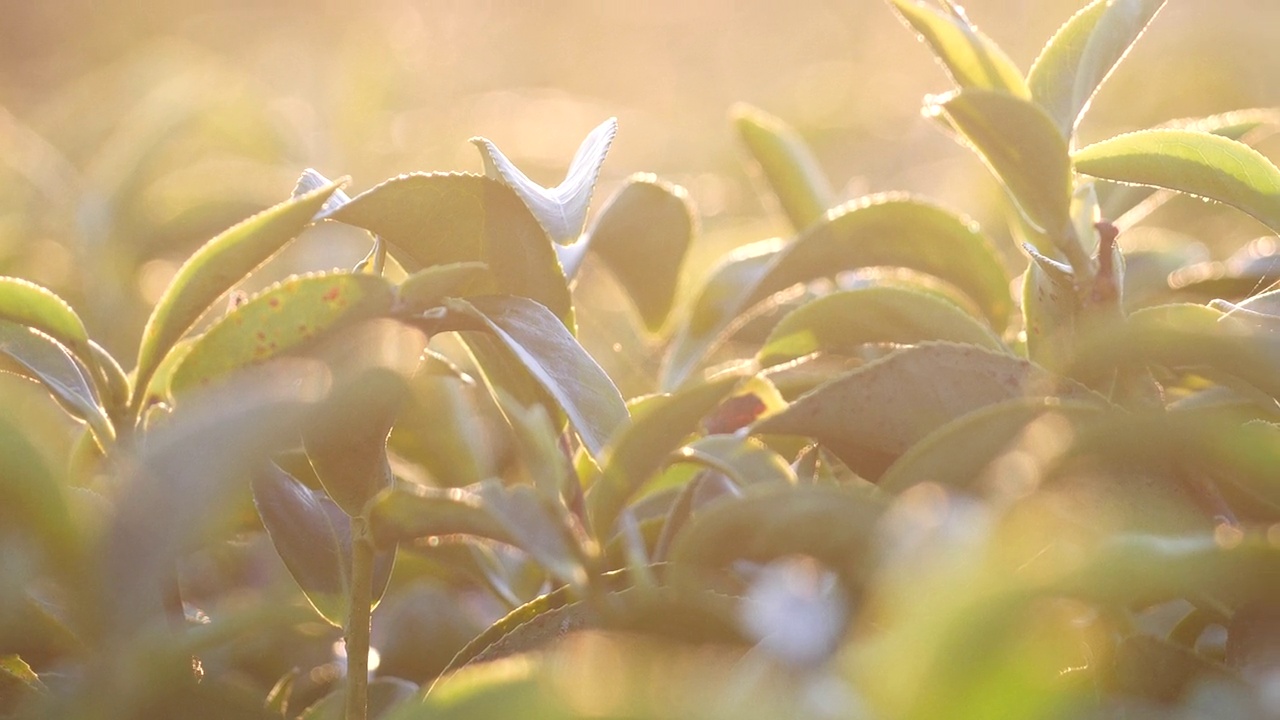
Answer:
[3,1,1280,716]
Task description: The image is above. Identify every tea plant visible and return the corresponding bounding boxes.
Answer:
[2,0,1280,718]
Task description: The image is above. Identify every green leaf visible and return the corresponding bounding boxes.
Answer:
[583,175,695,331]
[887,0,1029,98]
[0,321,114,444]
[170,272,396,395]
[0,277,98,381]
[472,117,617,245]
[753,342,1105,477]
[878,398,1103,494]
[1021,246,1080,371]
[664,196,1011,388]
[396,262,496,316]
[1074,129,1280,234]
[291,168,352,218]
[251,464,395,628]
[929,89,1073,237]
[441,295,627,462]
[757,286,1005,367]
[303,372,402,518]
[671,435,797,488]
[1028,0,1167,136]
[588,375,742,542]
[369,480,586,587]
[135,181,342,403]
[390,371,504,488]
[670,483,887,585]
[730,103,834,231]
[331,173,574,329]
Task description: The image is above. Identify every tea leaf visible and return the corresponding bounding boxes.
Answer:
[664,196,1011,388]
[0,414,78,577]
[472,117,617,245]
[291,167,352,218]
[731,103,834,231]
[442,295,627,461]
[878,398,1102,494]
[135,181,342,402]
[589,375,742,542]
[753,342,1104,477]
[0,321,113,444]
[888,0,1029,98]
[930,89,1072,237]
[170,272,395,395]
[670,483,887,584]
[370,480,586,587]
[757,286,1005,367]
[584,175,695,331]
[1021,247,1079,371]
[0,277,97,379]
[396,262,496,316]
[1028,0,1167,136]
[331,173,574,329]
[252,464,396,628]
[672,435,797,488]
[1074,129,1280,234]
[298,678,418,720]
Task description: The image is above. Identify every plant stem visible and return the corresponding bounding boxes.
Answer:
[346,516,374,720]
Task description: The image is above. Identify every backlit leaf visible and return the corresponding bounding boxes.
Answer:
[170,272,395,395]
[0,277,98,382]
[135,181,341,402]
[396,262,496,316]
[731,103,834,231]
[0,320,113,444]
[670,434,797,488]
[753,342,1104,477]
[929,89,1073,237]
[1028,0,1167,136]
[472,117,617,245]
[888,0,1029,98]
[331,173,573,328]
[584,175,695,331]
[757,285,1005,367]
[589,375,742,543]
[1074,129,1280,235]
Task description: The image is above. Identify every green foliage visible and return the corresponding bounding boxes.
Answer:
[2,2,1280,719]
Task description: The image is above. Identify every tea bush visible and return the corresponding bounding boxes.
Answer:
[2,1,1280,718]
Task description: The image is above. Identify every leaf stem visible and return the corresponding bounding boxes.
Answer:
[345,516,374,720]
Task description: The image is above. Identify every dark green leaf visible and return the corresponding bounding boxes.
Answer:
[442,295,627,461]
[588,375,742,542]
[584,175,695,331]
[170,272,396,395]
[0,320,114,443]
[135,181,342,402]
[888,0,1029,97]
[757,285,1005,367]
[331,173,574,328]
[252,464,395,628]
[1028,0,1167,136]
[731,103,834,231]
[929,89,1073,237]
[753,342,1105,477]
[1074,129,1280,234]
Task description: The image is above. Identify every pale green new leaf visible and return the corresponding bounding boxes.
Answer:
[0,277,96,377]
[930,89,1073,237]
[472,117,617,245]
[1074,129,1280,235]
[1028,0,1166,137]
[135,181,342,402]
[731,103,834,231]
[888,0,1029,98]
